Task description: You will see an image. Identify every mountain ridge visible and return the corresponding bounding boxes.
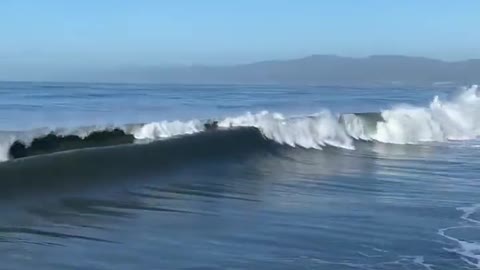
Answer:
[106,55,480,85]
[4,55,480,85]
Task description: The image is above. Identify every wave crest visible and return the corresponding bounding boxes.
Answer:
[374,85,480,143]
[132,120,203,140]
[1,85,479,161]
[219,111,354,149]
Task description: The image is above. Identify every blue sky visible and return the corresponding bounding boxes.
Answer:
[1,0,479,73]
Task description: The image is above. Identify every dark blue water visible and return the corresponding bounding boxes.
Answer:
[0,81,479,269]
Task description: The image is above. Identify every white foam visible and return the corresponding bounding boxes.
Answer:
[219,85,480,147]
[132,120,203,140]
[398,256,434,270]
[218,111,354,149]
[0,135,14,162]
[440,227,480,269]
[439,204,480,269]
[373,85,480,144]
[458,204,480,224]
[341,114,376,140]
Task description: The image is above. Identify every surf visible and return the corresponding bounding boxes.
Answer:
[0,85,479,161]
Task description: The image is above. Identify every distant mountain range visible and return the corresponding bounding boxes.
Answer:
[100,55,479,85]
[17,55,480,85]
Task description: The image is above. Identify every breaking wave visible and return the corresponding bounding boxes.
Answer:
[1,85,479,161]
[374,85,480,143]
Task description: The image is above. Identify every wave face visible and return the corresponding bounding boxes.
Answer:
[0,85,479,161]
[8,129,134,159]
[0,127,271,194]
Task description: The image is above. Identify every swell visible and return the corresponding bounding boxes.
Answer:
[0,127,272,196]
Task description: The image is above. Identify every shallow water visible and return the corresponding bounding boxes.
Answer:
[0,82,479,269]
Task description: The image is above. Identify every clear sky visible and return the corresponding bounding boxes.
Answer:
[1,0,480,77]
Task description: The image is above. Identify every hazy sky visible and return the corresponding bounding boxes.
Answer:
[1,0,479,74]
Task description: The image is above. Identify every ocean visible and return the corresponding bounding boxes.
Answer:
[0,81,479,269]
